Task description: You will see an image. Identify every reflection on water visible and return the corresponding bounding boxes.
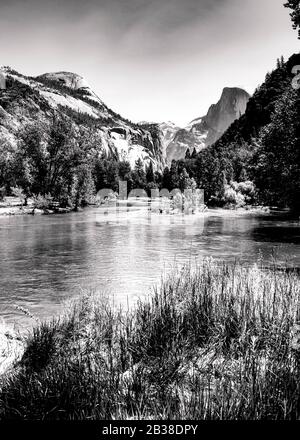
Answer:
[0,207,299,330]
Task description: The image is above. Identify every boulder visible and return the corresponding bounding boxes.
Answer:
[0,324,24,376]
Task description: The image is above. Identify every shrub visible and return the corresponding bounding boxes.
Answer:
[223,181,256,207]
[32,194,54,210]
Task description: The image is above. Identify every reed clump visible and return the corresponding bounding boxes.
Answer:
[0,259,300,420]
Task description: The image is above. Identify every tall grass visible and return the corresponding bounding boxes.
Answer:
[0,259,300,420]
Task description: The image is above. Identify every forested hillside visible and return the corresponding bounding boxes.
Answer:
[169,1,300,213]
[0,1,299,213]
[175,52,300,212]
[0,69,164,208]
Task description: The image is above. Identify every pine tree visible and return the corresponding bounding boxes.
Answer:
[185,149,191,159]
[146,161,155,183]
[162,167,172,190]
[191,148,197,159]
[170,160,180,189]
[285,0,300,38]
[179,168,190,192]
[132,158,146,189]
[253,87,300,212]
[118,161,132,181]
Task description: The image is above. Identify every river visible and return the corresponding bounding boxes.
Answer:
[0,206,299,330]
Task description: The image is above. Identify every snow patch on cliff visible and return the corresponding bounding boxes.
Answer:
[109,131,151,168]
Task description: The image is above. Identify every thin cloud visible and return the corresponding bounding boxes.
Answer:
[0,0,298,125]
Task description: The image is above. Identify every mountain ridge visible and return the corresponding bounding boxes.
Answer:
[0,67,250,172]
[178,52,300,212]
[162,86,250,164]
[0,67,164,170]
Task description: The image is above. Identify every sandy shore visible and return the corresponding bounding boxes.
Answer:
[0,196,34,217]
[0,206,34,216]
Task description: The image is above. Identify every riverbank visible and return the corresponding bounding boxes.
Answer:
[0,206,74,216]
[0,195,272,218]
[0,259,299,420]
[0,197,74,216]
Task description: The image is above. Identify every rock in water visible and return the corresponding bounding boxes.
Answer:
[0,323,24,376]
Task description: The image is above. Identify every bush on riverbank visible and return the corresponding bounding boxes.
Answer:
[0,260,300,420]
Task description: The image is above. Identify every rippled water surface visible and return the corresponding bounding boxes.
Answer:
[0,207,299,329]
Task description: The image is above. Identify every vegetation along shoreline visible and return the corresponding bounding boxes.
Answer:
[1,258,300,420]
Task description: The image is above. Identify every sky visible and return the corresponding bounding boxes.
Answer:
[0,0,299,126]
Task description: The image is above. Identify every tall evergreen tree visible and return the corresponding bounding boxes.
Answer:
[146,161,155,183]
[132,158,146,189]
[191,148,197,159]
[285,0,300,38]
[253,87,300,212]
[162,167,172,190]
[185,149,191,159]
[170,160,180,189]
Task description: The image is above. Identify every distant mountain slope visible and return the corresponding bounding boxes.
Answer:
[208,54,300,149]
[162,87,250,164]
[182,53,300,212]
[158,121,181,158]
[0,68,164,170]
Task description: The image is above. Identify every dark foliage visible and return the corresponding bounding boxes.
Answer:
[285,0,300,38]
[171,53,300,212]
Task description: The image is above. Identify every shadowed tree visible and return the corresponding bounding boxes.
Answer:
[254,87,300,212]
[132,158,146,189]
[12,117,98,207]
[185,149,191,159]
[146,161,155,183]
[285,0,300,38]
[191,148,197,159]
[162,166,172,190]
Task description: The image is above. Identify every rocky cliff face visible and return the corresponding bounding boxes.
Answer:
[158,121,181,158]
[0,68,249,170]
[163,87,250,164]
[0,68,164,170]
